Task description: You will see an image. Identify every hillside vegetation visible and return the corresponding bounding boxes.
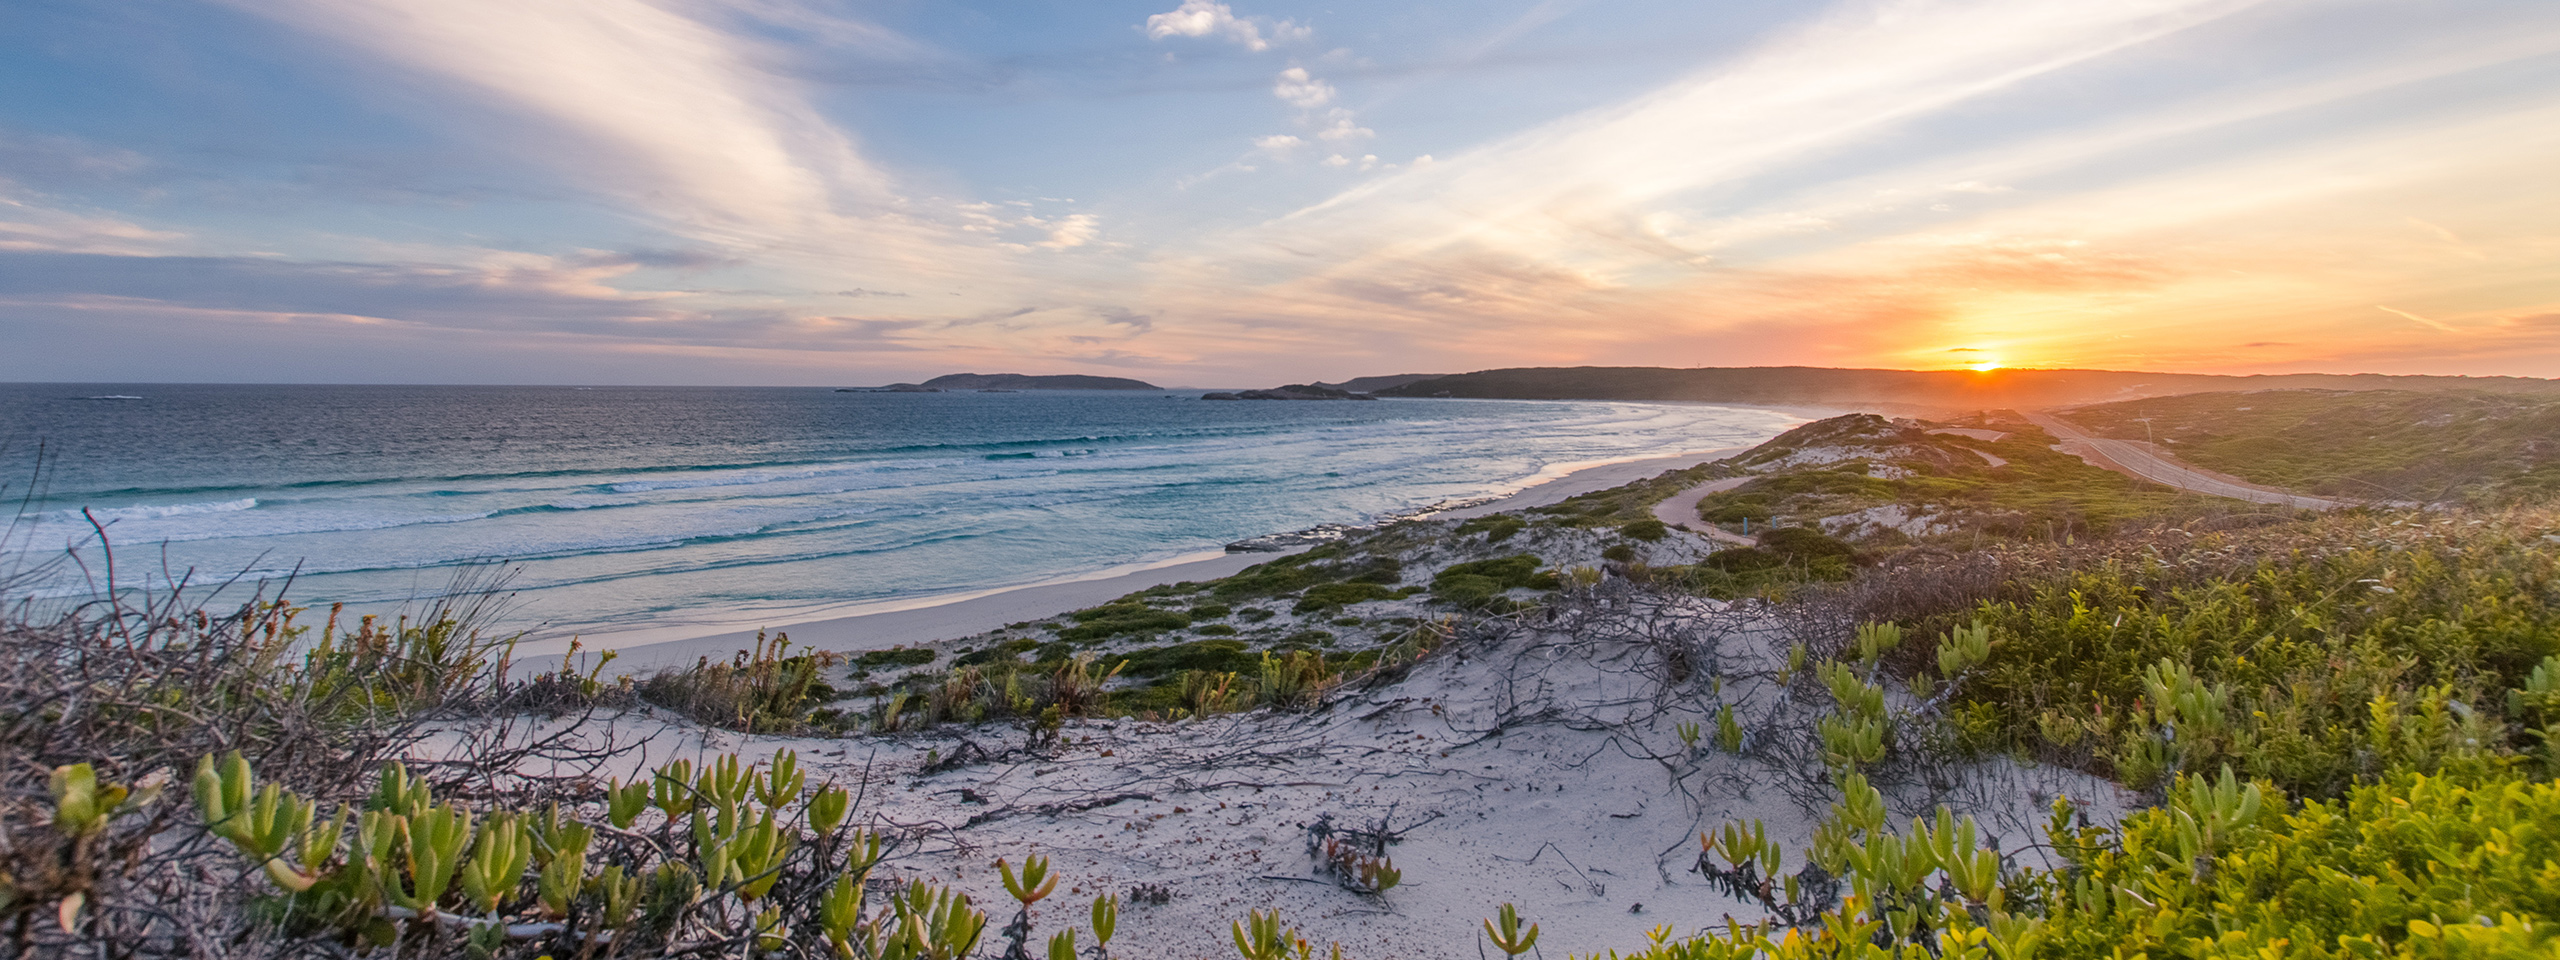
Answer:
[1679,412,2197,547]
[2063,389,2560,504]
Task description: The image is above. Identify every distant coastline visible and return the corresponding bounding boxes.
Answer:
[840,372,1162,392]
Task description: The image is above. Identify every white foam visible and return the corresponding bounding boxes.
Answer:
[47,498,258,522]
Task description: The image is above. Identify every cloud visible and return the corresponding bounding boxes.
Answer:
[1272,67,1336,108]
[0,187,187,256]
[223,0,1023,299]
[0,132,153,188]
[1316,110,1374,141]
[0,250,660,330]
[1037,214,1101,250]
[578,248,743,270]
[1144,0,1308,52]
[1254,135,1306,155]
[2376,304,2460,334]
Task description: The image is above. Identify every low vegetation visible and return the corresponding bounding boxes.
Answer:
[1693,413,2201,547]
[2065,388,2560,504]
[636,631,846,734]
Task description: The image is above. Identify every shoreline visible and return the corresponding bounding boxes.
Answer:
[513,441,1770,677]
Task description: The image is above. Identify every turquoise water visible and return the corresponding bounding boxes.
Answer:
[0,384,1798,634]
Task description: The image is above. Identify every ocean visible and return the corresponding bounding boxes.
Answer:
[0,384,1800,638]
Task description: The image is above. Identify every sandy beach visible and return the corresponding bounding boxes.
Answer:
[515,444,1763,677]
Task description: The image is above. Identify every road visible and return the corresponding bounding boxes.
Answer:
[1652,475,1759,546]
[2022,411,2351,511]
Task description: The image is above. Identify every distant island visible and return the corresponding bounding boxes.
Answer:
[1375,365,2560,411]
[1201,383,1376,401]
[1310,373,1444,393]
[840,372,1162,392]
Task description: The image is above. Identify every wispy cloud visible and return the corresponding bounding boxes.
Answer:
[221,0,1032,301]
[0,186,186,256]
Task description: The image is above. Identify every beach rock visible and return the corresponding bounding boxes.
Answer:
[1225,526,1356,551]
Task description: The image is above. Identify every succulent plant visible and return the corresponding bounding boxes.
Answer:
[1482,903,1539,957]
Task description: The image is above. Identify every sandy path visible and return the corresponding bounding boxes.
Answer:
[2024,411,2349,510]
[1651,476,1757,546]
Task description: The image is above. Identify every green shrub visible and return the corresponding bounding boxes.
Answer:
[2034,767,2560,957]
[853,646,936,668]
[1756,525,1855,561]
[1237,607,1276,623]
[1295,581,1398,614]
[1189,603,1232,619]
[1432,573,1499,607]
[1210,548,1341,599]
[1595,764,2560,960]
[1619,518,1668,541]
[637,632,843,735]
[1057,603,1191,642]
[1436,555,1554,590]
[955,638,1041,666]
[1196,623,1238,636]
[1601,543,1637,562]
[1455,515,1526,542]
[1952,509,2560,796]
[1110,639,1254,677]
[1430,554,1560,609]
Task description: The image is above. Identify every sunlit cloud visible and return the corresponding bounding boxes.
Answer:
[1102,0,2560,378]
[4,0,2557,383]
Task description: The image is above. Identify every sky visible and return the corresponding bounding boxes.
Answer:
[2,0,2557,386]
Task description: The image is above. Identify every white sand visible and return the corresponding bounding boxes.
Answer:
[457,588,2127,959]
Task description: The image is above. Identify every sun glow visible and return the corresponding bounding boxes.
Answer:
[1968,360,2004,372]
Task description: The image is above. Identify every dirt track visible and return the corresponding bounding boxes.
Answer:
[2023,411,2350,511]
[1652,476,1758,545]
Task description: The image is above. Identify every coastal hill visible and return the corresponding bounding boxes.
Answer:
[1374,365,2560,411]
[846,372,1163,391]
